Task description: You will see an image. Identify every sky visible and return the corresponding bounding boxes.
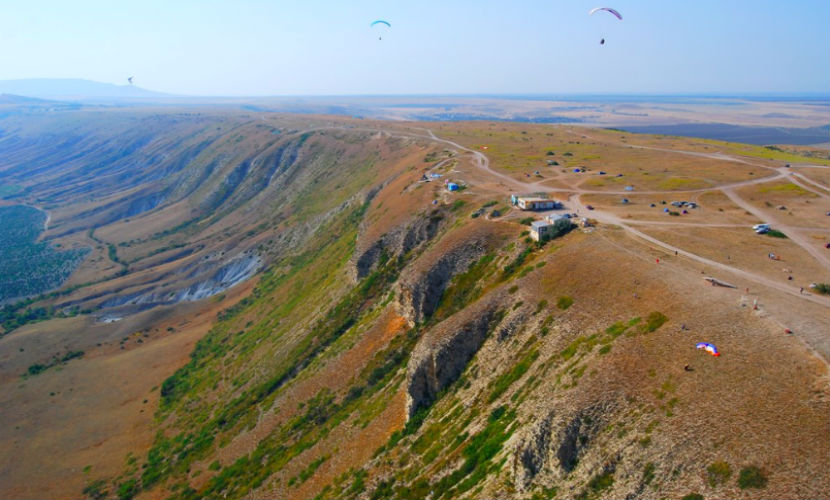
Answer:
[1,0,828,96]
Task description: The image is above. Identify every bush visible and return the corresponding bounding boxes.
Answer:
[519,217,535,226]
[116,479,138,500]
[642,462,656,485]
[27,363,48,376]
[681,494,704,500]
[557,296,574,310]
[61,350,84,362]
[765,229,787,238]
[812,283,830,295]
[737,466,768,489]
[82,480,108,500]
[706,461,732,486]
[587,471,614,493]
[502,247,532,278]
[643,311,668,332]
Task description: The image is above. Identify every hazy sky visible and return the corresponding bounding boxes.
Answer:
[1,0,828,96]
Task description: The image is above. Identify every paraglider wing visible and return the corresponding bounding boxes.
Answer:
[695,342,720,356]
[371,20,390,40]
[589,7,623,20]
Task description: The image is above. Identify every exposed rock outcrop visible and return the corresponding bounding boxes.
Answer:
[513,399,620,489]
[396,236,489,324]
[96,252,261,310]
[405,299,506,418]
[352,209,446,281]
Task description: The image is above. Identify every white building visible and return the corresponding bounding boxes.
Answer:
[530,220,555,241]
[516,197,563,211]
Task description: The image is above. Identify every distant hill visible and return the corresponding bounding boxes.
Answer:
[0,93,58,105]
[0,78,172,101]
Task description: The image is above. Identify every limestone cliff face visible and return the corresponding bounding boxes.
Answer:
[395,235,490,325]
[351,209,447,282]
[405,297,504,418]
[512,399,620,489]
[402,288,538,420]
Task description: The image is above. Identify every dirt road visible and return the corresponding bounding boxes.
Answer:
[421,127,830,310]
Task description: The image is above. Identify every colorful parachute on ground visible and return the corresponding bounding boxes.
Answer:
[696,342,720,356]
[589,7,623,20]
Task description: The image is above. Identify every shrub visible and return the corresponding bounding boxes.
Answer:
[489,349,539,402]
[519,217,535,226]
[706,461,732,486]
[681,494,704,500]
[557,296,574,310]
[737,466,768,489]
[82,480,108,500]
[643,312,668,332]
[587,471,614,493]
[642,462,656,485]
[27,363,48,376]
[765,229,787,238]
[61,350,84,362]
[116,479,138,500]
[502,247,532,278]
[812,283,830,295]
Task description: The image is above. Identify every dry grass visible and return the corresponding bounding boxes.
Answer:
[2,113,827,500]
[793,167,830,189]
[0,279,254,499]
[736,182,828,228]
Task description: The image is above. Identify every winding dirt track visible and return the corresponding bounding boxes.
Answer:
[418,127,830,308]
[279,121,829,308]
